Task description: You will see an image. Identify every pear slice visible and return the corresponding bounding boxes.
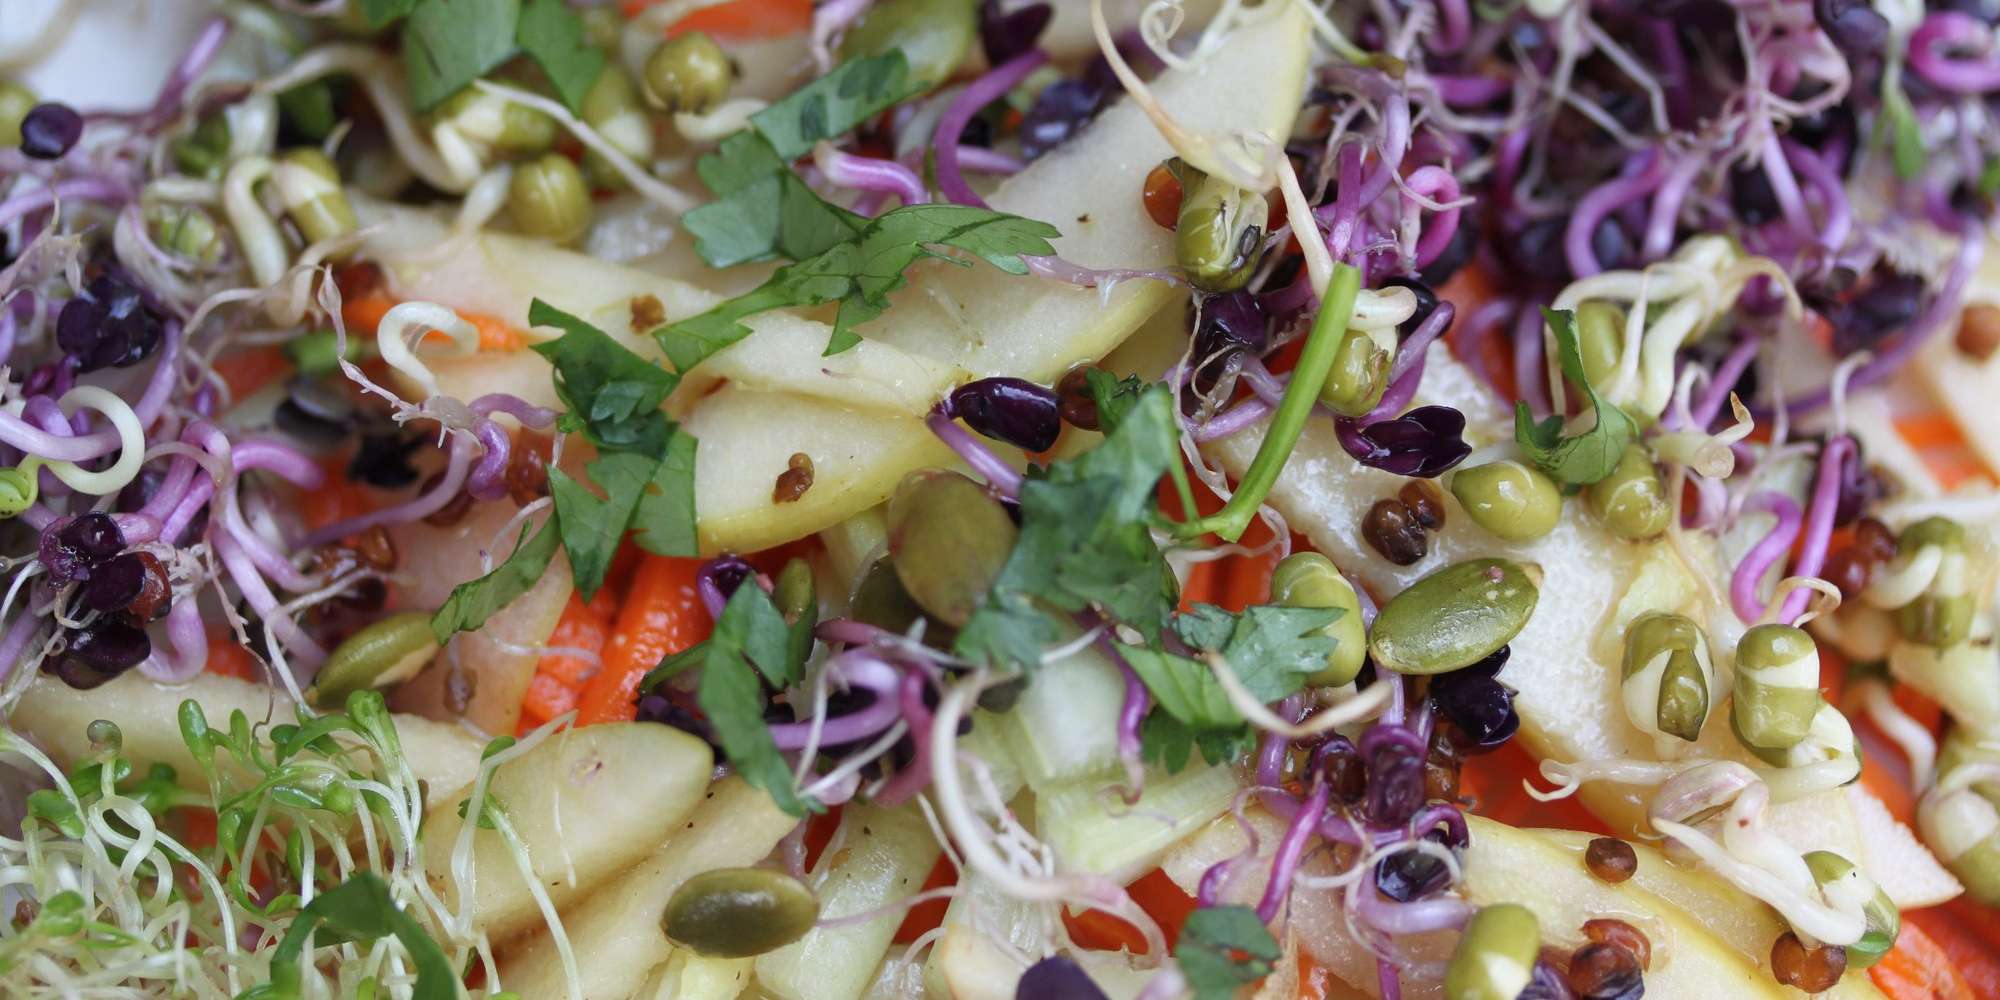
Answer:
[1199,342,1954,907]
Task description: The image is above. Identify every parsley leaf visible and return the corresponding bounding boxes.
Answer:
[516,0,605,114]
[1141,713,1255,773]
[657,203,1060,364]
[631,426,699,557]
[401,0,521,113]
[955,386,1180,670]
[697,585,818,816]
[549,452,657,601]
[1176,906,1281,1000]
[430,518,559,643]
[719,579,804,688]
[528,299,680,455]
[242,873,457,1000]
[1881,77,1925,182]
[1513,307,1637,486]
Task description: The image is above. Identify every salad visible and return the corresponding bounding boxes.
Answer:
[3,0,2000,996]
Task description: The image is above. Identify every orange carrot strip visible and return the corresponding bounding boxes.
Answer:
[464,311,525,352]
[1894,413,1969,450]
[211,346,292,401]
[341,291,397,337]
[1874,914,1981,1000]
[574,554,711,725]
[893,854,958,944]
[639,0,814,37]
[205,627,260,681]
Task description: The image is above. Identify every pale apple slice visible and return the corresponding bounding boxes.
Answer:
[1198,344,1942,903]
[352,204,969,417]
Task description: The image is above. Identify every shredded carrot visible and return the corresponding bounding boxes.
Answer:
[517,593,615,733]
[893,854,957,944]
[1894,413,1969,450]
[464,310,526,352]
[210,345,291,400]
[801,804,843,870]
[641,0,814,37]
[1874,915,1982,1000]
[204,627,260,681]
[1064,868,1196,955]
[300,455,375,532]
[341,290,397,337]
[574,554,711,726]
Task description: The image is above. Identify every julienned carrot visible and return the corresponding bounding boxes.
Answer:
[1873,915,1980,1000]
[627,0,813,37]
[574,554,711,726]
[517,592,615,734]
[205,627,260,681]
[893,854,957,944]
[1063,868,1197,956]
[211,345,291,400]
[340,287,523,352]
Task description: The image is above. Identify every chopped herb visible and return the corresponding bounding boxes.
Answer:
[430,518,559,643]
[515,0,606,113]
[630,426,700,558]
[528,299,680,455]
[1880,76,1924,182]
[1084,369,1147,433]
[955,385,1180,671]
[357,0,418,28]
[277,82,339,141]
[1141,712,1256,773]
[751,54,920,161]
[401,0,521,113]
[240,873,457,1000]
[1176,905,1282,1000]
[548,452,657,601]
[1120,646,1240,731]
[658,203,1060,363]
[695,585,819,816]
[1175,603,1339,702]
[1513,307,1638,486]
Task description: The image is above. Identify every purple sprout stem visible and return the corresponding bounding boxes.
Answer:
[1642,156,1702,261]
[1355,878,1476,935]
[1910,12,2000,94]
[137,454,200,525]
[1731,491,1803,624]
[214,532,326,671]
[465,420,512,502]
[1689,338,1759,430]
[1378,959,1402,1000]
[769,653,903,749]
[924,406,1023,498]
[0,176,132,231]
[1779,436,1854,624]
[1780,138,1853,252]
[1772,222,1984,416]
[1428,0,1471,53]
[1102,633,1150,798]
[0,610,46,685]
[1758,134,1813,244]
[161,478,214,546]
[873,671,936,806]
[1511,306,1549,416]
[469,393,560,428]
[139,599,209,683]
[232,438,326,488]
[1426,73,1508,105]
[1401,167,1463,270]
[820,146,928,206]
[1256,779,1328,922]
[953,146,1023,175]
[1367,302,1457,422]
[935,50,1048,208]
[1564,150,1663,278]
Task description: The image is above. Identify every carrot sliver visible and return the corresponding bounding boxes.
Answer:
[1874,913,1982,1000]
[211,345,291,400]
[464,311,525,352]
[892,854,957,944]
[1893,413,1969,450]
[574,554,710,726]
[341,291,396,337]
[205,627,260,681]
[622,0,812,37]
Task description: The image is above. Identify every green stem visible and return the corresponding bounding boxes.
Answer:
[1175,262,1361,543]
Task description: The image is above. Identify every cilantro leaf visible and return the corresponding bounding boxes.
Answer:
[401,0,521,113]
[242,873,456,1000]
[955,385,1180,671]
[1176,603,1339,703]
[631,425,699,557]
[657,204,1060,365]
[516,0,605,114]
[430,518,559,643]
[1176,906,1281,1000]
[1141,713,1254,773]
[1085,369,1147,433]
[1513,307,1638,486]
[1880,77,1924,182]
[748,53,920,161]
[358,0,418,27]
[715,578,804,688]
[683,136,867,267]
[528,299,679,454]
[549,452,657,601]
[697,584,818,816]
[1120,645,1240,731]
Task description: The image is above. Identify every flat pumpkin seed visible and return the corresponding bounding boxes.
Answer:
[1368,558,1540,674]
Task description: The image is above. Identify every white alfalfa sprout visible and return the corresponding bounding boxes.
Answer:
[1204,650,1393,740]
[372,301,481,400]
[473,80,699,214]
[260,45,476,193]
[1089,0,1276,195]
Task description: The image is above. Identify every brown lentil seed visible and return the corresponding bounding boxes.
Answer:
[1142,162,1183,229]
[1956,303,2000,361]
[421,470,475,527]
[506,432,552,506]
[352,525,397,571]
[1362,499,1427,565]
[630,293,666,332]
[125,551,172,623]
[1566,941,1644,999]
[1855,517,1898,563]
[1399,480,1446,531]
[1771,932,1846,993]
[1823,547,1873,599]
[1582,918,1651,970]
[1584,837,1638,883]
[773,452,814,504]
[1056,365,1101,431]
[1422,738,1461,802]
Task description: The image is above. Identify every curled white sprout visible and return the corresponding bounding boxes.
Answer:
[1089,0,1275,193]
[473,80,700,214]
[1848,679,1937,789]
[1205,651,1395,738]
[374,301,480,399]
[259,45,474,192]
[1864,544,1946,609]
[220,155,288,288]
[1654,395,1754,479]
[674,98,770,144]
[1525,756,1711,802]
[39,387,146,496]
[1758,576,1843,627]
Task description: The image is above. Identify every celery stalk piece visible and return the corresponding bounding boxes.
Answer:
[1038,762,1240,883]
[755,803,943,1000]
[997,642,1128,791]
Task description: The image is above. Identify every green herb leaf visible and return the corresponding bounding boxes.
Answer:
[1513,307,1637,486]
[748,52,920,161]
[550,452,658,602]
[630,425,700,558]
[528,299,680,455]
[1119,646,1240,731]
[26,789,84,838]
[1141,713,1254,773]
[242,873,456,1000]
[430,518,560,643]
[655,203,1060,367]
[955,386,1180,671]
[1881,77,1925,182]
[1177,906,1281,1000]
[401,0,521,113]
[683,136,867,267]
[277,82,340,141]
[359,0,419,27]
[516,0,605,113]
[1084,369,1147,433]
[1175,603,1338,703]
[696,586,818,817]
[713,579,805,688]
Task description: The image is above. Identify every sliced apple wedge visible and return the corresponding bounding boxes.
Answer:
[1199,343,1953,907]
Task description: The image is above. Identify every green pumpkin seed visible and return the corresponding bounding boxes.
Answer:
[886,470,1017,627]
[662,867,820,958]
[308,611,438,708]
[1368,559,1540,674]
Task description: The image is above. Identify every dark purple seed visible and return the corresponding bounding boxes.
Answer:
[1591,216,1631,272]
[948,377,1062,452]
[1831,435,1883,527]
[59,513,125,564]
[1429,674,1520,750]
[1503,217,1573,284]
[275,377,355,447]
[80,553,146,613]
[348,430,424,489]
[20,103,83,160]
[1016,955,1109,1000]
[978,0,1053,66]
[1020,78,1106,160]
[1366,735,1426,826]
[1418,221,1477,287]
[1375,831,1454,902]
[1830,269,1924,356]
[1519,961,1580,1000]
[54,621,151,688]
[1380,277,1439,338]
[1730,165,1780,226]
[38,521,90,585]
[1337,406,1472,479]
[1815,0,1889,56]
[698,554,757,606]
[1191,291,1269,358]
